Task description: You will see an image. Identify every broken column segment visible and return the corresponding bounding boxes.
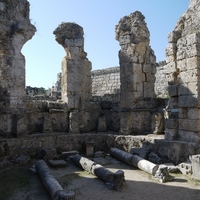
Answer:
[115,11,156,135]
[72,154,125,191]
[165,0,200,142]
[35,159,75,200]
[53,23,92,110]
[109,147,158,175]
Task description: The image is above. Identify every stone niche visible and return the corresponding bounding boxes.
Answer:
[116,11,157,135]
[165,0,200,143]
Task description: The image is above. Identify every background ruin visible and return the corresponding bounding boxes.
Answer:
[0,0,200,170]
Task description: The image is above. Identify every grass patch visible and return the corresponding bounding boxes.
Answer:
[0,167,31,200]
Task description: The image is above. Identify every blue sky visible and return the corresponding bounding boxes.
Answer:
[22,0,189,89]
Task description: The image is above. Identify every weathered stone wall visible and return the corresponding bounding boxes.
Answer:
[26,100,68,134]
[1,133,200,165]
[53,23,92,110]
[115,11,157,135]
[0,0,36,137]
[116,11,156,109]
[0,0,36,111]
[91,67,120,102]
[91,62,170,101]
[165,0,200,143]
[155,61,169,98]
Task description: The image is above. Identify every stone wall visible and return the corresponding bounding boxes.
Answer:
[155,61,169,98]
[1,133,200,165]
[91,62,170,102]
[165,0,200,143]
[53,22,92,110]
[91,67,120,101]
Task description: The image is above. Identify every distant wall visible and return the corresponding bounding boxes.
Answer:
[91,63,169,102]
[155,61,169,98]
[91,67,120,101]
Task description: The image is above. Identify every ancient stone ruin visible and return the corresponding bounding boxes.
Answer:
[1,0,200,197]
[116,11,157,135]
[165,0,200,143]
[0,0,36,136]
[53,22,92,110]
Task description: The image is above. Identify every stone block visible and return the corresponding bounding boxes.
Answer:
[146,73,156,82]
[166,62,176,73]
[188,108,199,120]
[190,154,200,180]
[179,108,188,119]
[188,82,198,95]
[136,83,143,93]
[165,128,178,140]
[97,116,107,132]
[179,119,200,132]
[119,113,131,135]
[86,141,94,157]
[165,119,178,129]
[178,95,198,107]
[186,33,200,44]
[44,148,58,160]
[143,82,155,98]
[177,161,192,175]
[143,64,152,73]
[69,111,80,134]
[177,41,200,60]
[168,85,178,97]
[179,70,198,83]
[178,130,200,143]
[59,151,79,159]
[165,43,177,56]
[48,160,67,167]
[178,83,190,96]
[168,31,181,43]
[166,55,175,63]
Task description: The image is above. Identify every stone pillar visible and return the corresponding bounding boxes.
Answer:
[53,23,92,110]
[115,11,156,134]
[0,0,36,136]
[165,0,200,142]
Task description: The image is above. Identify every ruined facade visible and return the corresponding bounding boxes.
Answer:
[53,23,92,110]
[165,0,200,143]
[0,0,200,170]
[115,11,157,135]
[0,0,36,136]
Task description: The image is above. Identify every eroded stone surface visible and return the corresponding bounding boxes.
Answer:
[54,22,91,110]
[0,0,36,111]
[165,0,200,143]
[116,11,156,109]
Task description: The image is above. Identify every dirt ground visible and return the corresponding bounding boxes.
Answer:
[1,156,200,200]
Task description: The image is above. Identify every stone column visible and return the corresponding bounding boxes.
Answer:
[165,0,200,142]
[115,11,156,134]
[53,23,92,110]
[0,0,36,136]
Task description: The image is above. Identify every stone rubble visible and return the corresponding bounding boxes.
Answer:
[0,0,200,184]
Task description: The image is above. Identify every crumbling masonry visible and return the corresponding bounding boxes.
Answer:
[0,0,200,170]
